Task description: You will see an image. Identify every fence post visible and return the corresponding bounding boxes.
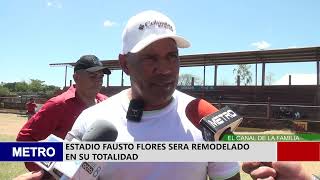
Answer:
[289,75,292,86]
[237,75,240,86]
[267,97,271,120]
[218,96,222,109]
[191,77,194,86]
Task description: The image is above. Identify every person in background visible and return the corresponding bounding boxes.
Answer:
[25,98,37,120]
[16,55,111,171]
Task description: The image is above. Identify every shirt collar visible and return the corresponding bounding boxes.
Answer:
[64,85,77,100]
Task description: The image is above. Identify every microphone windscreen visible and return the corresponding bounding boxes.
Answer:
[126,99,144,122]
[82,120,118,141]
[185,98,219,128]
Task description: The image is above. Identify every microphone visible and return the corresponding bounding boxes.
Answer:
[82,120,118,141]
[185,98,242,141]
[36,120,118,180]
[126,99,144,122]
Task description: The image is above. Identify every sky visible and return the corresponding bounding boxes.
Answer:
[0,0,319,88]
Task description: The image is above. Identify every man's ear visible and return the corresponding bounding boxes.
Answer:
[73,73,78,83]
[119,54,130,75]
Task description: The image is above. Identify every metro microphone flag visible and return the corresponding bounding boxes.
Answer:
[35,120,118,180]
[35,134,105,180]
[200,106,242,141]
[186,98,243,141]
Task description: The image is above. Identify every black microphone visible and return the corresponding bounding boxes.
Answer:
[185,98,243,141]
[126,99,144,122]
[82,120,118,141]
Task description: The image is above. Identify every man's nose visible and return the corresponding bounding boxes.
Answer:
[156,58,172,74]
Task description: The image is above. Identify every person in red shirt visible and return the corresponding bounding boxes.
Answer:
[25,98,37,120]
[16,55,111,171]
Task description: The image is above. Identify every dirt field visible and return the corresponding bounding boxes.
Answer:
[0,113,29,179]
[0,113,27,136]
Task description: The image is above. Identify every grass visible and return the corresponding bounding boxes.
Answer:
[0,162,27,180]
[0,134,28,180]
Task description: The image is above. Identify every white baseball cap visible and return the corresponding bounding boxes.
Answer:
[121,10,190,54]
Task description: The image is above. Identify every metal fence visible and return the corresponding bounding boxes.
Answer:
[212,102,320,132]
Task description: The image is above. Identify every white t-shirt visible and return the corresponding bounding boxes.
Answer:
[71,89,240,180]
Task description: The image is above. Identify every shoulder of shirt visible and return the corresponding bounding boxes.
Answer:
[48,86,76,102]
[42,86,76,107]
[46,93,70,106]
[53,86,107,103]
[174,89,195,103]
[80,90,123,113]
[46,85,108,105]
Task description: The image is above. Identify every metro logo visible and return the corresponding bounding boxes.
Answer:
[12,147,55,157]
[0,142,63,161]
[205,108,238,128]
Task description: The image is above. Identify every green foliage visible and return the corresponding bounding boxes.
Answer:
[0,85,11,96]
[3,82,17,92]
[15,81,29,92]
[0,135,27,180]
[233,64,252,86]
[29,79,45,93]
[43,85,61,98]
[4,81,30,92]
[1,79,60,98]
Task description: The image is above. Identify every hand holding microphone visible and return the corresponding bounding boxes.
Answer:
[242,162,314,180]
[13,170,47,180]
[186,98,243,141]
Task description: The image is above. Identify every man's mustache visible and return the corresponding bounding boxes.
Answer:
[150,76,177,83]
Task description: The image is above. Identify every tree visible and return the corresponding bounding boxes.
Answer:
[233,64,252,86]
[178,74,203,86]
[15,81,29,92]
[3,82,17,92]
[265,72,275,85]
[0,79,60,98]
[43,85,61,97]
[0,85,10,96]
[29,79,45,93]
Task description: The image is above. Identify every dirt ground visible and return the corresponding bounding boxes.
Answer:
[0,113,27,136]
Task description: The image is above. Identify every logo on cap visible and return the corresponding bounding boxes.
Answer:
[138,24,145,30]
[138,20,173,32]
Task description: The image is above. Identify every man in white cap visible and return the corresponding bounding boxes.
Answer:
[68,10,240,180]
[14,10,317,180]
